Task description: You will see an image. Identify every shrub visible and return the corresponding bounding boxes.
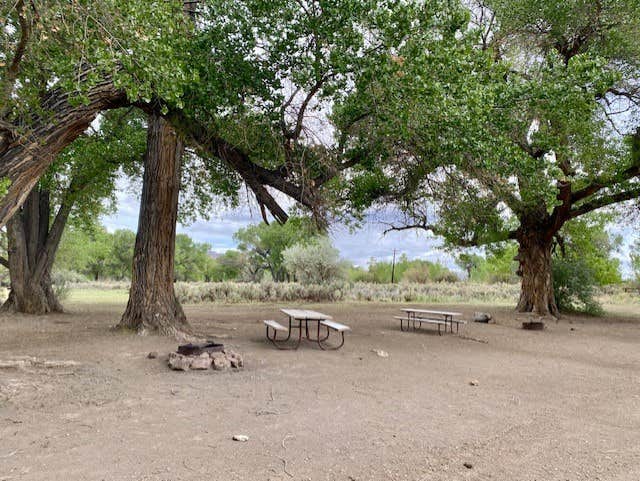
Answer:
[552,259,603,315]
[402,264,431,284]
[171,280,519,305]
[282,237,345,285]
[51,269,84,301]
[401,261,458,284]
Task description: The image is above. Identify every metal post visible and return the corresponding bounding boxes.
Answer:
[391,249,397,283]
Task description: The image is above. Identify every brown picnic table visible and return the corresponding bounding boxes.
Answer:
[263,309,350,350]
[396,308,466,335]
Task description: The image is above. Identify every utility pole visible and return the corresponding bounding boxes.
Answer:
[391,249,397,283]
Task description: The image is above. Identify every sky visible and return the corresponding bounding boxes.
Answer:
[101,182,456,270]
[101,180,639,278]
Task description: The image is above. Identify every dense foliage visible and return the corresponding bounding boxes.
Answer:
[0,1,193,120]
[347,255,458,284]
[282,237,344,284]
[555,215,623,286]
[552,259,603,315]
[2,0,638,320]
[234,217,317,281]
[334,0,640,315]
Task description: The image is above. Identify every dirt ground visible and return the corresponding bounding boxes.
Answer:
[1,301,640,481]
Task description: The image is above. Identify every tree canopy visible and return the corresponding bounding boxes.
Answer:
[234,217,317,282]
[2,0,639,323]
[335,0,640,316]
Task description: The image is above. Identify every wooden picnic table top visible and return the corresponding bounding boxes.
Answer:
[401,308,463,317]
[280,308,333,320]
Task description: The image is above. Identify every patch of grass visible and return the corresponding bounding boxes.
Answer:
[67,288,129,304]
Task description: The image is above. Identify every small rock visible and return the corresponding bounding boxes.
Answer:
[469,380,479,386]
[147,352,158,359]
[372,349,389,358]
[224,349,244,369]
[190,353,212,370]
[463,462,473,469]
[473,312,492,323]
[212,356,232,371]
[229,356,243,369]
[168,352,190,371]
[209,351,226,360]
[232,434,249,442]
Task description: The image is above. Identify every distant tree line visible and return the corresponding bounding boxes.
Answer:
[52,224,244,283]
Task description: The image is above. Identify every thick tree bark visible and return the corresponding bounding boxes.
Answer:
[0,77,127,228]
[2,188,67,314]
[515,221,559,318]
[117,113,190,337]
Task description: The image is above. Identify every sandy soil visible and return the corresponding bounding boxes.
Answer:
[1,301,640,481]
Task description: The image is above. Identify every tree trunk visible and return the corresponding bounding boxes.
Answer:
[515,225,559,318]
[2,189,65,314]
[0,77,127,229]
[117,113,190,337]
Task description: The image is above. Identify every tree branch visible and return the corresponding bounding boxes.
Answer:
[285,74,332,141]
[548,180,573,233]
[382,219,517,247]
[570,187,640,219]
[1,0,30,117]
[163,107,321,221]
[33,197,73,280]
[571,163,640,205]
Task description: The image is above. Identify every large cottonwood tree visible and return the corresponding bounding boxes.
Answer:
[1,110,145,314]
[0,0,193,226]
[336,0,640,318]
[117,113,189,336]
[0,0,492,336]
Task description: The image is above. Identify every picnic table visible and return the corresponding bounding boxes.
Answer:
[396,308,465,334]
[263,309,350,350]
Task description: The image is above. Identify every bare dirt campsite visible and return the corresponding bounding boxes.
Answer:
[2,298,640,481]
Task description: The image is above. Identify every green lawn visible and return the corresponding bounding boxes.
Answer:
[67,288,129,304]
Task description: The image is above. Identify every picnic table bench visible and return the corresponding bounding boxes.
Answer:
[397,308,466,334]
[264,309,350,350]
[394,316,446,335]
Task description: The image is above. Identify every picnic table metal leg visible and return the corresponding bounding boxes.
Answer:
[318,329,345,350]
[266,317,301,350]
[282,317,293,341]
[303,320,329,342]
[316,322,333,349]
[292,319,302,349]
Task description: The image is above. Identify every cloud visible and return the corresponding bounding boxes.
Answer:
[101,189,454,266]
[101,188,638,277]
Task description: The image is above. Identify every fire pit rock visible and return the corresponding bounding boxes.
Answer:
[190,353,213,370]
[212,355,232,371]
[167,352,192,371]
[168,343,243,372]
